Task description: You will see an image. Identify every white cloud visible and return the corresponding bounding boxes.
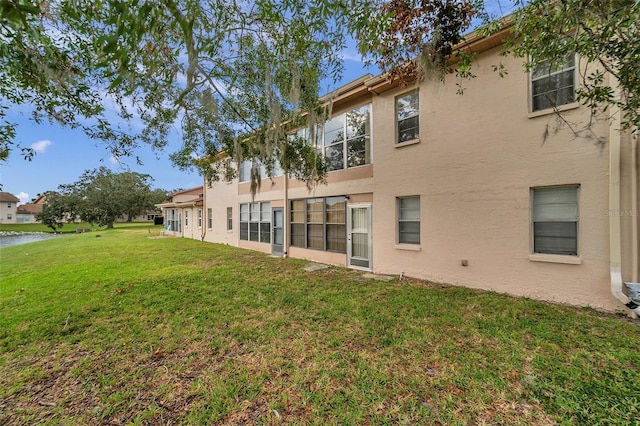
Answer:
[17,192,30,205]
[339,49,364,63]
[31,139,52,153]
[109,155,120,165]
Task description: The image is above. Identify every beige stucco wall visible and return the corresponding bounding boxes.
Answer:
[203,179,238,246]
[371,46,617,310]
[196,46,637,312]
[181,206,203,240]
[0,202,18,224]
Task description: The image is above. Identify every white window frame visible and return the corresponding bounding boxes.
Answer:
[291,104,372,173]
[397,196,421,245]
[185,210,189,227]
[240,202,271,243]
[531,185,580,256]
[530,52,576,113]
[197,209,202,228]
[322,104,371,171]
[227,207,233,230]
[396,90,419,144]
[289,196,347,253]
[207,208,213,229]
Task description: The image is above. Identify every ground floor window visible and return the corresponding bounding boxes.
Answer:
[240,202,271,243]
[207,208,213,229]
[290,196,346,253]
[397,196,420,244]
[532,186,579,255]
[227,207,233,230]
[197,209,202,228]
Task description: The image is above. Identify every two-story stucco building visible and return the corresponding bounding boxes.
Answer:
[162,27,640,315]
[0,192,20,224]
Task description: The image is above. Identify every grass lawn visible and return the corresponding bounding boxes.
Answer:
[0,222,159,234]
[1,226,639,425]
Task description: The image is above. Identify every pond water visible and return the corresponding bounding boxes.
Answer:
[0,233,67,249]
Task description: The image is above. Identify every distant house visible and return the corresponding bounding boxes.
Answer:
[156,187,204,239]
[15,195,45,223]
[0,192,19,224]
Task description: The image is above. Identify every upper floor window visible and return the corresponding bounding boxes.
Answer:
[323,104,371,171]
[238,161,254,183]
[396,91,419,143]
[531,52,575,112]
[238,160,283,183]
[532,186,579,256]
[292,104,371,173]
[7,203,12,208]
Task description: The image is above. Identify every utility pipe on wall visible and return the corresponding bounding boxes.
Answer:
[283,170,289,258]
[631,133,638,284]
[609,82,640,315]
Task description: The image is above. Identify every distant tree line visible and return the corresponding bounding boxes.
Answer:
[36,167,167,231]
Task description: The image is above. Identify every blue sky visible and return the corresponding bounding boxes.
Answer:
[0,55,374,205]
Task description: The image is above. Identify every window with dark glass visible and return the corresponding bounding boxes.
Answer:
[260,203,271,243]
[531,52,575,112]
[307,198,324,249]
[240,202,271,243]
[326,197,347,253]
[290,199,306,248]
[227,207,232,230]
[249,203,259,242]
[239,204,249,240]
[290,196,346,253]
[396,91,419,143]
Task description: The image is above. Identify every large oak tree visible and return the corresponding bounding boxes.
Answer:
[3,0,638,185]
[37,167,166,230]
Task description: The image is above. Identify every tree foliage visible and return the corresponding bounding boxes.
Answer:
[359,0,640,131]
[36,190,81,231]
[36,167,165,230]
[2,0,639,190]
[505,0,640,132]
[354,0,476,83]
[1,0,353,188]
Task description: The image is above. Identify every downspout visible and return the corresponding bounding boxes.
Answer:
[631,133,638,284]
[609,82,640,315]
[283,171,289,258]
[201,188,207,242]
